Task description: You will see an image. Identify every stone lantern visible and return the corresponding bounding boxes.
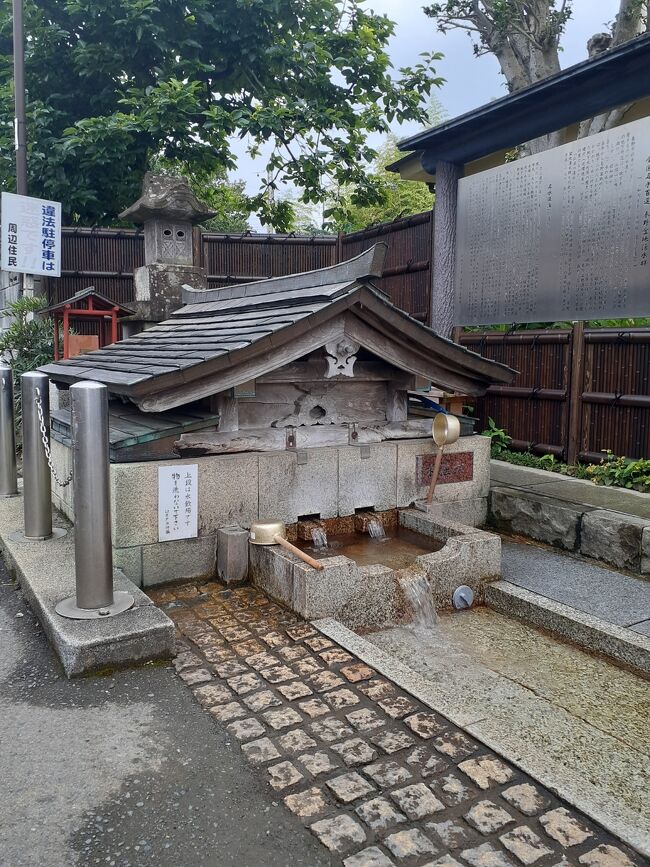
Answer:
[119,173,216,328]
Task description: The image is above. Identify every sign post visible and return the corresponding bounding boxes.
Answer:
[1,192,61,278]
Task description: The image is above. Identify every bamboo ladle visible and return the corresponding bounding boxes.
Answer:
[250,520,324,570]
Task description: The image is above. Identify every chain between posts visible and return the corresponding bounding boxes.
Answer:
[34,386,73,487]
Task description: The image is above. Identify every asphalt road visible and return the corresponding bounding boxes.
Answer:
[0,567,334,867]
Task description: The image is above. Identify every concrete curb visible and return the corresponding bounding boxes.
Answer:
[485,580,650,674]
[312,617,650,858]
[0,488,174,677]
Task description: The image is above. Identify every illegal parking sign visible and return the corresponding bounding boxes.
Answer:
[1,191,61,276]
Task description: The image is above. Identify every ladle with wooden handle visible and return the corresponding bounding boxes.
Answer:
[249,520,325,571]
[426,412,461,505]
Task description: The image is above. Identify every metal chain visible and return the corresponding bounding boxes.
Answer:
[34,387,73,487]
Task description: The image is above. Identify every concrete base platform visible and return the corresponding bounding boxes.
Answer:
[0,489,174,677]
[486,579,650,674]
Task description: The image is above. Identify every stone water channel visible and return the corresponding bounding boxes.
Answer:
[153,580,646,866]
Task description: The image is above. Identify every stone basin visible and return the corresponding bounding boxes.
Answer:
[249,508,501,631]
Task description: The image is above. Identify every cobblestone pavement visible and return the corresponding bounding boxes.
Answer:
[150,581,648,867]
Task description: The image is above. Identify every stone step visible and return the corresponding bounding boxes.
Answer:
[485,580,650,674]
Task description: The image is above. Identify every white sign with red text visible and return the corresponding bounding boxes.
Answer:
[1,191,61,277]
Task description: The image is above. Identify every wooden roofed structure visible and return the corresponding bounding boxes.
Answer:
[41,246,515,419]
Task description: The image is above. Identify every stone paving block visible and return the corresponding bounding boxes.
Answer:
[326,688,361,709]
[227,717,266,741]
[433,732,478,761]
[260,630,290,648]
[458,755,515,789]
[233,638,265,657]
[321,648,354,664]
[578,844,637,866]
[499,826,554,865]
[299,698,330,718]
[346,708,387,733]
[173,650,202,671]
[294,657,324,677]
[344,846,396,867]
[465,800,516,835]
[310,716,354,743]
[363,759,413,787]
[405,747,448,778]
[278,681,313,701]
[378,695,419,719]
[277,729,318,755]
[370,729,415,755]
[205,647,236,664]
[178,667,212,685]
[434,774,477,806]
[539,808,593,847]
[243,690,282,712]
[214,660,248,678]
[384,828,438,860]
[327,772,376,803]
[355,796,407,832]
[262,665,298,684]
[227,672,263,695]
[192,683,233,707]
[286,623,317,640]
[424,857,464,867]
[358,679,396,701]
[306,636,334,652]
[309,670,345,692]
[341,662,376,682]
[221,625,252,642]
[209,701,246,723]
[581,510,648,571]
[299,751,340,777]
[390,783,445,820]
[460,842,517,867]
[331,738,379,767]
[404,712,446,739]
[425,818,480,850]
[489,488,581,551]
[268,760,304,791]
[310,814,367,853]
[263,707,303,730]
[246,651,281,671]
[279,644,309,662]
[240,736,281,765]
[283,786,329,819]
[501,784,551,817]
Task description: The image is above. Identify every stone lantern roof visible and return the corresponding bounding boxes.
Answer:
[119,172,217,225]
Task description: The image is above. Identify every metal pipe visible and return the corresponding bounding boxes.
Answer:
[0,366,17,496]
[12,0,27,196]
[70,381,113,609]
[21,371,52,539]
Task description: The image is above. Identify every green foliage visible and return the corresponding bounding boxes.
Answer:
[0,1,441,230]
[493,448,592,479]
[481,416,511,456]
[0,296,55,435]
[585,450,650,493]
[464,317,650,332]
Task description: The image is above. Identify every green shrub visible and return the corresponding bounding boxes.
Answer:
[481,417,511,456]
[585,451,650,493]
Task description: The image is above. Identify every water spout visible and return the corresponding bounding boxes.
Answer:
[401,571,437,632]
[367,518,386,540]
[311,527,328,549]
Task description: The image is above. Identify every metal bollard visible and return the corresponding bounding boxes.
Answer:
[21,371,53,539]
[55,381,133,620]
[0,365,18,496]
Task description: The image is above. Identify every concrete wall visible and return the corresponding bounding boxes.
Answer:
[50,434,490,588]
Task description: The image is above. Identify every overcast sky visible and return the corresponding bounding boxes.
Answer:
[237,0,621,227]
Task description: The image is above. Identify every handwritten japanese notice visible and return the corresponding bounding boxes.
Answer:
[454,115,650,325]
[158,464,198,541]
[1,192,62,276]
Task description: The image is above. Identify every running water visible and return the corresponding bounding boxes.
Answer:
[401,571,437,632]
[367,519,386,540]
[311,527,329,549]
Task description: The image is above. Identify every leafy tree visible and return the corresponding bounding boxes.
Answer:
[423,1,649,151]
[0,1,440,229]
